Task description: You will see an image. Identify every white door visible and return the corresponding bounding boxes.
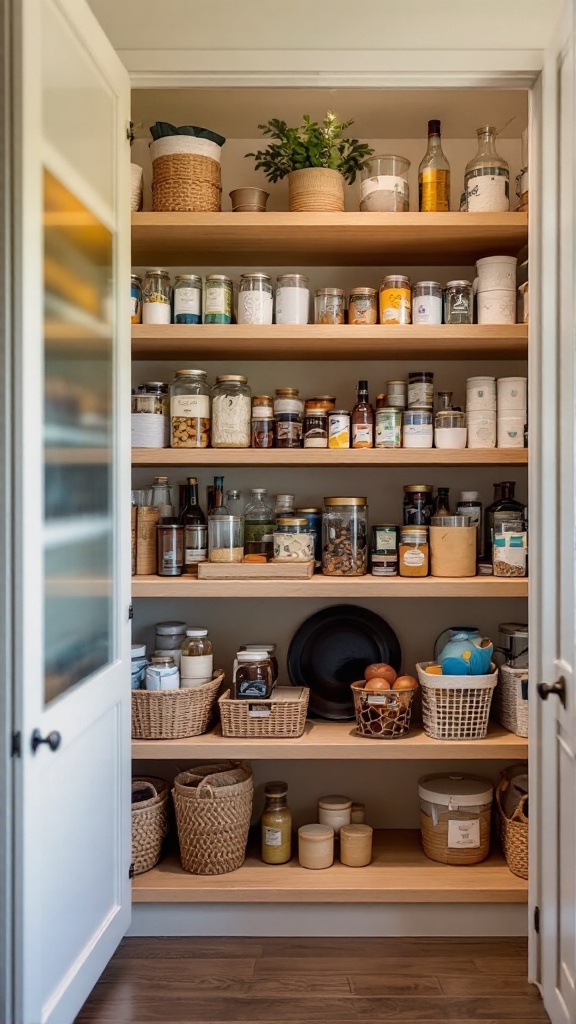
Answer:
[11,0,131,1022]
[533,1,576,1021]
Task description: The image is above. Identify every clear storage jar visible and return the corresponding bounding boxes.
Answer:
[180,628,213,687]
[360,155,410,212]
[208,514,244,562]
[273,518,315,561]
[142,268,171,325]
[444,280,473,325]
[211,374,251,448]
[170,369,210,449]
[412,281,443,325]
[204,274,232,324]
[402,408,433,448]
[399,526,429,576]
[314,288,345,325]
[238,272,273,325]
[348,287,378,325]
[240,643,279,684]
[132,382,169,448]
[434,410,467,449]
[233,650,274,699]
[275,274,310,325]
[274,388,303,449]
[173,274,202,324]
[157,521,184,576]
[322,497,368,576]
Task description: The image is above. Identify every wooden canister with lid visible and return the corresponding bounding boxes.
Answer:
[298,824,334,869]
[340,824,373,866]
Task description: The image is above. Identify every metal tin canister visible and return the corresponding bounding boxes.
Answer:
[328,410,351,448]
[296,508,323,569]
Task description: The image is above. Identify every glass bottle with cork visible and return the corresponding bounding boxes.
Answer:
[419,119,450,212]
[464,126,510,212]
[179,476,207,575]
[261,781,292,865]
[352,380,374,449]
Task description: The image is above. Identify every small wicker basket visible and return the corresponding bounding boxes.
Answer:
[152,153,221,212]
[218,686,309,738]
[417,662,498,740]
[494,664,529,737]
[351,682,416,739]
[288,168,345,212]
[131,777,169,875]
[496,776,529,879]
[172,762,253,875]
[132,671,224,740]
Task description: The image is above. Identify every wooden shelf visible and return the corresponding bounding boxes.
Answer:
[131,212,528,267]
[132,575,528,598]
[132,721,527,761]
[132,829,527,904]
[132,446,528,468]
[131,323,528,361]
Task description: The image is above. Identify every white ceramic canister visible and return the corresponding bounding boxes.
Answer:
[145,655,180,691]
[318,795,352,835]
[467,411,497,448]
[475,255,517,292]
[434,427,468,449]
[477,289,516,325]
[275,274,310,325]
[497,377,527,411]
[466,377,497,411]
[497,416,526,448]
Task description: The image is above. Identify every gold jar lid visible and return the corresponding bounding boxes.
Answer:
[296,507,322,513]
[275,387,300,397]
[215,374,248,383]
[324,497,367,507]
[277,517,308,527]
[350,286,377,295]
[175,368,207,378]
[404,484,433,493]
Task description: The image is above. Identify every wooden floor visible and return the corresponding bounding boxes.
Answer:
[77,936,548,1023]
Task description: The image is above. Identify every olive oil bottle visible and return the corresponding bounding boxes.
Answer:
[419,119,450,212]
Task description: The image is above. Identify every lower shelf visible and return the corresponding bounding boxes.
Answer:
[132,829,527,905]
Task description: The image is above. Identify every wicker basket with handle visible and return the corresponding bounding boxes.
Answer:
[496,775,528,879]
[131,777,169,875]
[172,762,253,875]
[132,670,224,740]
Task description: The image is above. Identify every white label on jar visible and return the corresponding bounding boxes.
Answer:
[185,547,207,564]
[264,826,282,847]
[466,173,509,212]
[360,174,408,200]
[304,437,328,448]
[407,382,433,407]
[276,286,309,325]
[171,394,210,418]
[274,398,303,415]
[238,291,273,325]
[457,505,481,528]
[142,301,171,325]
[448,818,481,848]
[352,424,372,445]
[403,548,425,567]
[412,295,442,325]
[205,286,229,315]
[180,654,213,684]
[174,287,201,316]
[376,412,401,447]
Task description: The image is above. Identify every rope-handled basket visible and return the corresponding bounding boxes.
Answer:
[172,761,253,875]
[496,775,528,879]
[131,777,169,875]
[131,670,224,740]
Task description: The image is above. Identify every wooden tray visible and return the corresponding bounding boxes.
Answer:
[198,559,314,580]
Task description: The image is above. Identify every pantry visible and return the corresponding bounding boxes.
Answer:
[6,2,576,1024]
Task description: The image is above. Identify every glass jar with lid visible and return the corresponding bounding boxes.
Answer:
[251,395,275,449]
[399,526,429,577]
[173,274,202,324]
[240,643,279,683]
[434,410,467,450]
[314,288,345,325]
[261,782,292,864]
[276,274,310,325]
[244,488,275,559]
[273,518,315,561]
[322,497,368,576]
[142,269,171,325]
[303,406,328,448]
[180,628,213,688]
[238,273,273,325]
[275,494,295,516]
[157,520,184,576]
[169,369,211,449]
[274,388,303,449]
[444,281,473,325]
[464,126,510,212]
[380,275,411,325]
[204,274,232,324]
[412,282,442,325]
[403,484,434,526]
[233,650,274,699]
[403,408,433,448]
[360,154,410,212]
[208,514,244,563]
[211,374,251,448]
[348,287,378,325]
[132,382,169,448]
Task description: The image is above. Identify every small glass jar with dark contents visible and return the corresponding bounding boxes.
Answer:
[403,484,434,526]
[251,395,276,449]
[240,643,279,685]
[233,650,274,699]
[274,388,303,449]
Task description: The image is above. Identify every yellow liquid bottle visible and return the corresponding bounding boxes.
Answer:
[261,781,292,864]
[419,119,450,212]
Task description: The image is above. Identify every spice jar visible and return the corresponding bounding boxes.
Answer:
[375,400,402,448]
[180,628,213,688]
[233,649,274,699]
[157,520,184,576]
[307,395,336,412]
[348,287,378,325]
[261,782,292,865]
[412,281,442,325]
[399,526,429,576]
[251,395,275,449]
[169,368,210,449]
[339,824,373,867]
[173,274,202,324]
[372,524,399,578]
[132,383,170,448]
[211,375,251,448]
[204,274,232,324]
[154,621,187,667]
[318,795,352,835]
[276,274,310,325]
[328,410,351,449]
[314,287,345,325]
[208,514,244,563]
[273,518,315,561]
[444,280,473,325]
[238,272,273,325]
[274,388,303,449]
[303,406,328,448]
[407,371,434,409]
[403,484,434,526]
[130,274,142,324]
[145,655,180,691]
[142,269,171,325]
[298,824,334,870]
[386,380,407,409]
[379,275,411,324]
[402,408,433,448]
[322,497,368,576]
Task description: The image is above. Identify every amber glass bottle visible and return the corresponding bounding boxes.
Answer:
[419,119,450,212]
[352,380,374,448]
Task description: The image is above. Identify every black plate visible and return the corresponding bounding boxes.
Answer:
[287,604,402,720]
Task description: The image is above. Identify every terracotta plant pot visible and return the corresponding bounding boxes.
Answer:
[288,168,345,212]
[229,187,269,212]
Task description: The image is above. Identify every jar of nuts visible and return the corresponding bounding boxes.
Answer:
[322,497,368,576]
[169,369,211,449]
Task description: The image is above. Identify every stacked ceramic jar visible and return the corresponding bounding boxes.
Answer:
[497,377,527,448]
[475,255,517,325]
[466,377,497,448]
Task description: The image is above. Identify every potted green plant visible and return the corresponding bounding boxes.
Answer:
[247,112,374,212]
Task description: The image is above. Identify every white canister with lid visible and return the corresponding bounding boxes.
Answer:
[180,628,213,687]
[497,377,527,411]
[318,795,352,834]
[419,773,493,865]
[155,621,187,667]
[477,289,516,325]
[475,255,517,292]
[466,377,496,411]
[497,416,526,448]
[298,824,334,869]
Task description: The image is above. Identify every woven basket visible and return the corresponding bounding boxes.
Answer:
[494,664,529,737]
[131,777,169,875]
[218,687,309,738]
[496,776,528,879]
[351,682,416,739]
[417,662,498,740]
[132,671,224,740]
[130,163,143,212]
[173,761,253,874]
[288,168,345,212]
[152,153,221,212]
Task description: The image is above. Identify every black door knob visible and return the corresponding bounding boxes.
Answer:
[537,677,566,708]
[31,729,62,753]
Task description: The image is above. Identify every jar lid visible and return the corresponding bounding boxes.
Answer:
[276,493,295,502]
[155,621,187,635]
[401,527,428,540]
[150,655,175,665]
[296,507,322,513]
[139,381,167,392]
[430,514,473,527]
[413,280,442,288]
[340,824,373,839]
[236,650,270,662]
[460,491,479,501]
[418,774,493,807]
[277,517,308,527]
[206,274,231,282]
[275,388,300,397]
[315,287,344,297]
[131,274,142,283]
[298,823,334,842]
[387,380,407,386]
[265,781,288,796]
[324,497,367,506]
[131,643,146,658]
[175,369,207,378]
[318,795,353,810]
[404,484,433,493]
[446,279,472,287]
[252,395,273,403]
[350,286,377,295]
[499,622,529,637]
[186,628,208,637]
[175,274,202,285]
[277,273,309,285]
[381,275,410,286]
[304,406,327,417]
[309,395,337,402]
[242,643,277,653]
[241,272,271,281]
[154,475,169,483]
[145,267,170,276]
[215,374,248,383]
[329,409,350,416]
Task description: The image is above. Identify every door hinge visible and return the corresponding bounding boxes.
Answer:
[534,905,540,933]
[128,604,133,620]
[129,863,135,879]
[11,731,21,757]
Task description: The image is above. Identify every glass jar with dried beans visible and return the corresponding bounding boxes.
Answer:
[169,369,210,449]
[211,375,251,448]
[322,497,368,576]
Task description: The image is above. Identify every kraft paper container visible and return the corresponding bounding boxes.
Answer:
[430,524,477,577]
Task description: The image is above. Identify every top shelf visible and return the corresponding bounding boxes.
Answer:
[131,212,528,267]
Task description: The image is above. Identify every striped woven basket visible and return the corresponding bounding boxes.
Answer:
[152,152,221,212]
[131,777,169,875]
[288,168,345,212]
[173,762,253,875]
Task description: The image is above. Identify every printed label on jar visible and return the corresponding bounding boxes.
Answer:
[352,424,373,445]
[171,395,210,418]
[407,382,434,407]
[142,301,171,325]
[447,818,481,849]
[402,548,425,567]
[374,527,398,553]
[328,416,350,448]
[412,295,443,324]
[205,285,231,316]
[360,174,408,200]
[185,547,207,564]
[375,412,401,447]
[263,826,283,847]
[238,292,273,325]
[466,171,509,212]
[180,654,213,685]
[276,421,302,445]
[276,286,309,325]
[174,286,201,317]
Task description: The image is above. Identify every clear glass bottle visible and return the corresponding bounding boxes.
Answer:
[352,380,374,449]
[179,476,207,575]
[261,781,292,865]
[244,488,276,559]
[275,494,295,517]
[238,272,273,325]
[180,628,213,687]
[434,487,451,517]
[418,120,450,212]
[211,374,251,448]
[169,368,211,449]
[465,126,510,212]
[151,475,173,519]
[484,481,524,563]
[225,489,244,517]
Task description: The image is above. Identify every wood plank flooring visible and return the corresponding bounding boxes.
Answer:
[76,936,548,1024]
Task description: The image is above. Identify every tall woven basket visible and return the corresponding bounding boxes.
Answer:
[496,775,529,879]
[131,777,169,875]
[495,664,529,737]
[173,762,253,875]
[288,168,345,212]
[150,136,222,212]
